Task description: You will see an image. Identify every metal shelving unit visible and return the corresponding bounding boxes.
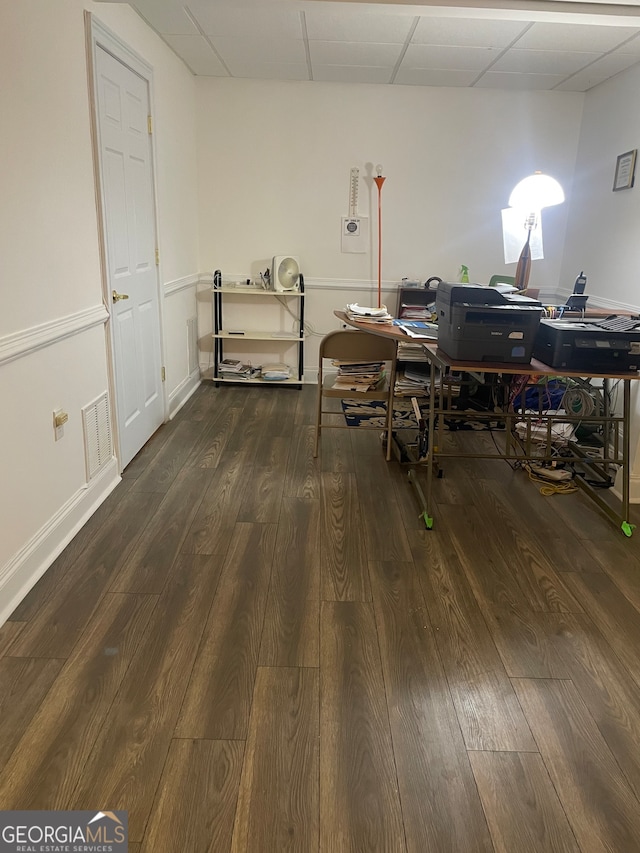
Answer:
[212,269,305,387]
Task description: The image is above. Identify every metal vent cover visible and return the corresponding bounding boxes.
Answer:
[187,316,198,375]
[82,391,113,480]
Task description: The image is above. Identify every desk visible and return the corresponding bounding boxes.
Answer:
[335,310,639,536]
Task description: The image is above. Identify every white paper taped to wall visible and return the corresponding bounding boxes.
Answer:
[502,208,544,265]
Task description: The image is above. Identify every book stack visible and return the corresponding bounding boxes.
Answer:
[331,360,386,393]
[218,358,256,379]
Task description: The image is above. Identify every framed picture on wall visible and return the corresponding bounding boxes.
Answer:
[613,149,637,191]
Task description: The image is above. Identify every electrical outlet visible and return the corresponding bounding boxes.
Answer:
[53,409,68,440]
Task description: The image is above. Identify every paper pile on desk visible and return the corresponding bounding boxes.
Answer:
[345,304,393,324]
[392,319,438,339]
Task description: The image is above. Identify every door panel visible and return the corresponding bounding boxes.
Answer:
[95,46,164,468]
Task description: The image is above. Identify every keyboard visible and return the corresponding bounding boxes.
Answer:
[595,315,640,332]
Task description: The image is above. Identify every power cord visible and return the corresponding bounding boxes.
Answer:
[523,462,578,495]
[273,294,331,338]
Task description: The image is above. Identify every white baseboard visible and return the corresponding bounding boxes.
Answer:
[0,459,120,626]
[168,371,200,419]
[612,469,640,505]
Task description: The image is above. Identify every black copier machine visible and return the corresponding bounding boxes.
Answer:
[435,282,543,363]
[533,316,640,372]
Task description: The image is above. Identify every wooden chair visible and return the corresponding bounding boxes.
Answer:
[314,329,397,461]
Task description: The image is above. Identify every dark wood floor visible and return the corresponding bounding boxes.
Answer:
[2,382,640,851]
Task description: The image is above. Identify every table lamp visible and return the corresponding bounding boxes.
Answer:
[508,172,564,291]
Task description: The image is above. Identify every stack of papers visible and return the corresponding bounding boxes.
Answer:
[331,359,386,392]
[394,364,434,397]
[219,360,257,379]
[397,341,429,362]
[392,319,438,339]
[346,303,393,324]
[398,302,434,320]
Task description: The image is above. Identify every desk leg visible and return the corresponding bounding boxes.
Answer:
[621,379,635,537]
[573,378,635,537]
[405,359,436,529]
[425,358,437,528]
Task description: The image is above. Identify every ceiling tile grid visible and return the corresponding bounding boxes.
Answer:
[117,0,640,92]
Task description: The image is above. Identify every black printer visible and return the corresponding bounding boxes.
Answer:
[533,317,640,372]
[435,282,543,363]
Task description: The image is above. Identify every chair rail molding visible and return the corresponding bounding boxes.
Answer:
[0,304,109,367]
[165,274,199,296]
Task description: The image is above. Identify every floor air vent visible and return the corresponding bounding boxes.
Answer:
[187,316,198,375]
[82,391,113,481]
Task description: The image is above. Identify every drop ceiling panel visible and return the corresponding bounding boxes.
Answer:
[187,3,304,39]
[555,71,610,90]
[310,40,403,66]
[474,71,566,89]
[491,48,601,74]
[313,65,393,83]
[305,9,415,43]
[162,34,228,75]
[580,51,640,74]
[132,0,199,35]
[512,21,640,52]
[402,44,501,71]
[412,17,530,48]
[612,33,640,53]
[223,60,309,81]
[394,67,480,86]
[213,36,307,64]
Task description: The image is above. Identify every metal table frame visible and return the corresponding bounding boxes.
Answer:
[334,311,638,537]
[410,345,635,536]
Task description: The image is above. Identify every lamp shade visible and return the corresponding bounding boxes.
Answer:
[509,172,564,210]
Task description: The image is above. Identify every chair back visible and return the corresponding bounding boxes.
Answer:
[318,329,396,364]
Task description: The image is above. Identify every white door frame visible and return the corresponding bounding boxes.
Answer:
[85,12,167,470]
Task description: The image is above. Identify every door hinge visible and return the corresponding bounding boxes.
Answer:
[155,248,159,265]
[161,366,166,382]
[148,115,153,134]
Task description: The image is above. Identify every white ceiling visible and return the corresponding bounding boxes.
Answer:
[99,0,640,91]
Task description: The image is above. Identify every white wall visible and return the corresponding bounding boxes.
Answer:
[561,64,640,312]
[0,0,199,623]
[195,77,584,373]
[561,63,640,492]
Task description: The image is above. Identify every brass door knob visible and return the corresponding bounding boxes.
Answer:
[112,290,130,302]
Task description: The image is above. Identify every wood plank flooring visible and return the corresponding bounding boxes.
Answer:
[3,382,640,851]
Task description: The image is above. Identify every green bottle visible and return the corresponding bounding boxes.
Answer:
[459,265,469,283]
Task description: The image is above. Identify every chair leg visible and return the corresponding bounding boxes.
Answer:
[314,379,322,458]
[385,403,393,461]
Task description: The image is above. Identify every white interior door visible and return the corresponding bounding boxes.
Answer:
[95,44,164,468]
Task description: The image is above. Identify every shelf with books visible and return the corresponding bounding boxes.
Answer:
[212,269,305,387]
